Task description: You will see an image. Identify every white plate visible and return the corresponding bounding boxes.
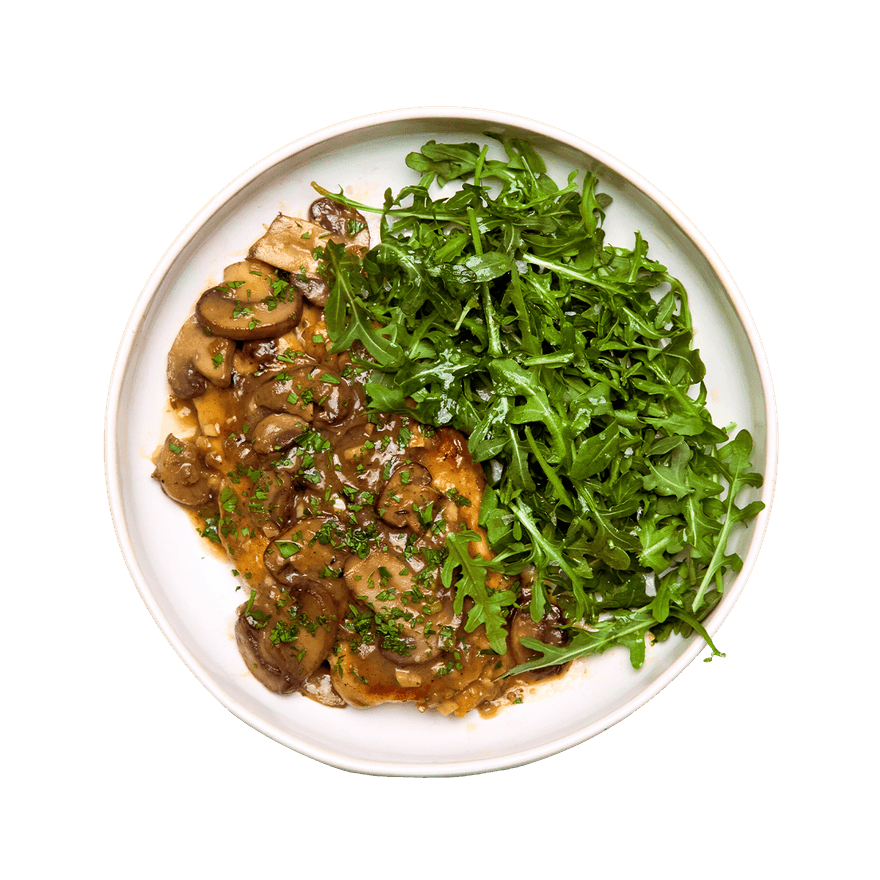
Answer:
[105,108,777,776]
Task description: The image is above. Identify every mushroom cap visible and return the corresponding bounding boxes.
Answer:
[378,463,440,532]
[308,197,370,251]
[235,579,338,694]
[247,211,369,307]
[344,550,450,665]
[196,280,303,341]
[264,517,350,583]
[152,434,215,507]
[166,315,235,399]
[251,413,309,455]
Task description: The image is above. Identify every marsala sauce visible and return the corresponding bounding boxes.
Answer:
[156,270,569,719]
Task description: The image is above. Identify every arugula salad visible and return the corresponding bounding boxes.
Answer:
[314,137,765,675]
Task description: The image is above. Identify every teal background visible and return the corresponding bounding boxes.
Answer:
[3,2,869,877]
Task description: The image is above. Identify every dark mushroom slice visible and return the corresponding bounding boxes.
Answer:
[308,197,370,250]
[248,370,313,422]
[378,464,441,532]
[235,579,338,694]
[196,284,302,342]
[195,260,302,342]
[249,366,355,427]
[167,315,235,399]
[308,368,358,426]
[241,337,279,366]
[222,430,260,471]
[256,471,296,538]
[264,517,350,583]
[332,414,414,496]
[152,434,215,506]
[251,414,309,454]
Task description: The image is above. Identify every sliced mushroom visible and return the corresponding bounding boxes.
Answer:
[196,288,303,342]
[167,315,235,399]
[344,551,452,665]
[195,260,303,341]
[308,197,370,250]
[224,259,282,288]
[248,215,340,279]
[222,431,259,471]
[235,579,338,694]
[378,464,441,532]
[152,434,215,506]
[258,470,296,538]
[291,276,330,308]
[249,366,354,426]
[287,564,348,606]
[264,517,349,582]
[241,337,278,365]
[251,413,309,454]
[249,370,311,421]
[308,369,357,426]
[248,212,369,308]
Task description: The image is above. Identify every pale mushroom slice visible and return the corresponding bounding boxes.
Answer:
[248,213,369,307]
[343,550,454,665]
[248,215,342,280]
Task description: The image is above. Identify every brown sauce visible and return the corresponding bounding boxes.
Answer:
[152,202,569,718]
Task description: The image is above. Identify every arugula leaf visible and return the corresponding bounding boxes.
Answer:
[571,422,621,480]
[511,610,656,674]
[441,531,516,654]
[320,241,405,368]
[691,430,765,612]
[314,138,764,672]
